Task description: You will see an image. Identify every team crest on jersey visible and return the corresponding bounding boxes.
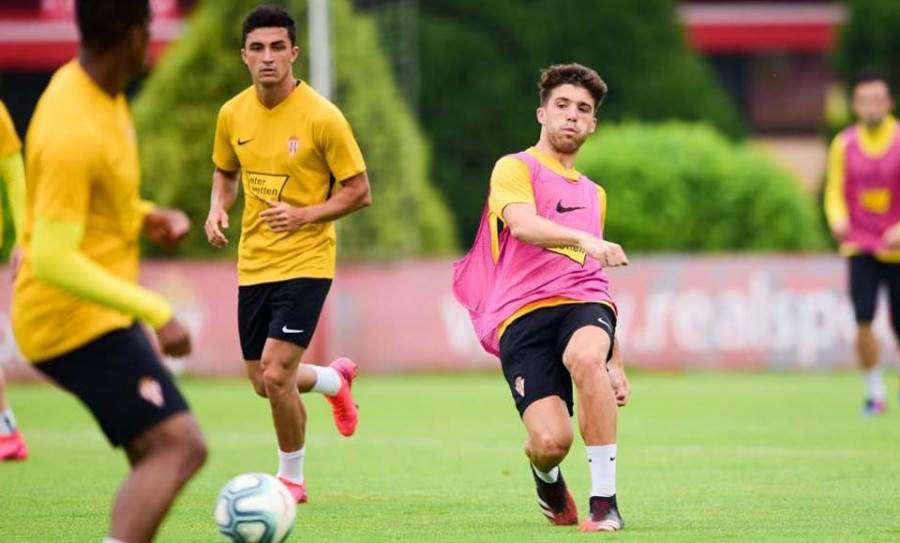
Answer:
[515,376,526,398]
[287,135,300,157]
[138,377,165,408]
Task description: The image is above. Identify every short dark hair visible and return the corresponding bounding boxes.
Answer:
[539,63,608,109]
[242,5,297,46]
[76,0,150,50]
[850,70,891,94]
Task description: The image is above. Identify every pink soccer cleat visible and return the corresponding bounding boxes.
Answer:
[327,358,359,437]
[0,430,28,461]
[579,496,624,532]
[277,477,308,504]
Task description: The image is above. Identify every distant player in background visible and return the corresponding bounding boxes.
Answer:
[0,99,27,461]
[204,6,371,503]
[825,71,900,416]
[453,64,631,532]
[11,1,207,542]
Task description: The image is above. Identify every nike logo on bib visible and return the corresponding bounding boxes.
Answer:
[556,200,585,214]
[282,326,304,334]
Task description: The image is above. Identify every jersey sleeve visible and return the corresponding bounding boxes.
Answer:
[488,156,535,220]
[596,184,607,232]
[212,105,240,172]
[0,101,21,158]
[317,109,366,182]
[824,133,849,230]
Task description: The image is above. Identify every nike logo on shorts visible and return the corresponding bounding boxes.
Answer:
[282,326,304,334]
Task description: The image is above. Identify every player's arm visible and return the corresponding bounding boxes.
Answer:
[824,134,850,239]
[205,167,239,247]
[492,157,627,266]
[606,336,630,407]
[206,106,241,247]
[0,150,25,245]
[260,171,371,232]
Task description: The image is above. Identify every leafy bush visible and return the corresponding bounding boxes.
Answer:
[576,123,829,251]
[413,0,743,244]
[133,0,456,258]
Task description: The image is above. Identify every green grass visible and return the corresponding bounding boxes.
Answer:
[2,372,899,542]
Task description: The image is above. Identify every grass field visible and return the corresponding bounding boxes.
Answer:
[2,371,899,542]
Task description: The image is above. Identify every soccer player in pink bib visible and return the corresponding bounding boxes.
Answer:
[453,64,631,532]
[826,71,900,416]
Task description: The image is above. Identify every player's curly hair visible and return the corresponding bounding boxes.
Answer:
[76,0,150,51]
[243,5,297,46]
[538,63,608,109]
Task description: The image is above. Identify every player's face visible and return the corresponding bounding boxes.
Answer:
[537,84,598,154]
[852,80,893,128]
[125,18,151,80]
[242,27,299,87]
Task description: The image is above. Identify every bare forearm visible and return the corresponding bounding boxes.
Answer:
[210,170,238,212]
[307,187,371,223]
[509,213,588,248]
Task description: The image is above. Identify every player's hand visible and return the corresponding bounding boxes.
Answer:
[607,364,630,407]
[144,208,191,250]
[580,236,629,267]
[9,245,23,282]
[883,222,900,248]
[156,317,192,358]
[205,207,230,248]
[831,219,850,241]
[260,200,314,233]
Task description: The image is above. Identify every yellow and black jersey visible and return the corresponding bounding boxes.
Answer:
[13,61,168,361]
[213,81,366,286]
[0,100,21,158]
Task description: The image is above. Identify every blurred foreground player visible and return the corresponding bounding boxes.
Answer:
[453,64,631,532]
[0,98,27,461]
[825,71,900,416]
[11,1,206,541]
[204,6,370,503]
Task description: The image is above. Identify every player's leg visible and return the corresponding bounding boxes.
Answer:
[848,255,885,414]
[500,306,578,525]
[35,325,207,543]
[559,304,623,532]
[0,366,28,461]
[883,261,900,402]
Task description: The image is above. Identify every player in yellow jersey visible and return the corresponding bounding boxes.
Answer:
[11,2,207,542]
[0,99,28,461]
[204,6,371,503]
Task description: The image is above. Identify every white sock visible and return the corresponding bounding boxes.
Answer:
[103,538,127,543]
[865,366,886,401]
[310,365,341,396]
[587,444,617,497]
[531,463,560,484]
[277,447,305,484]
[0,408,17,435]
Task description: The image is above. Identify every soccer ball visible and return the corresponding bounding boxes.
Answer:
[215,473,297,542]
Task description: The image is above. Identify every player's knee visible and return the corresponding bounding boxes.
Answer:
[249,375,268,398]
[261,361,293,394]
[531,432,572,465]
[565,349,608,384]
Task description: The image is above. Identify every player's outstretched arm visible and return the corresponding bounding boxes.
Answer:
[30,216,191,356]
[0,151,26,278]
[259,170,371,233]
[502,203,628,267]
[205,167,239,247]
[143,205,191,251]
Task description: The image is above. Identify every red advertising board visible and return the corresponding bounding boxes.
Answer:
[0,256,884,381]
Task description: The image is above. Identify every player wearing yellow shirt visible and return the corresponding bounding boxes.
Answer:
[204,6,371,503]
[0,99,28,462]
[11,2,207,542]
[824,72,900,416]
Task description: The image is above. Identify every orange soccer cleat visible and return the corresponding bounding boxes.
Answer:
[277,477,308,504]
[0,430,28,461]
[326,358,359,437]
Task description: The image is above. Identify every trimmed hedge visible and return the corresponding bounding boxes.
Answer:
[576,123,829,251]
[133,0,456,258]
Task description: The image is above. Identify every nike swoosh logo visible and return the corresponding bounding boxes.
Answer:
[281,326,304,334]
[238,138,254,145]
[556,200,585,214]
[610,456,616,461]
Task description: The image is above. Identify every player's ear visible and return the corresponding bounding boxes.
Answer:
[240,48,249,67]
[536,106,546,126]
[588,116,597,134]
[291,46,299,63]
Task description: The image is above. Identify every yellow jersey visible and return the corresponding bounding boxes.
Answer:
[488,146,611,338]
[13,61,154,361]
[213,81,366,285]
